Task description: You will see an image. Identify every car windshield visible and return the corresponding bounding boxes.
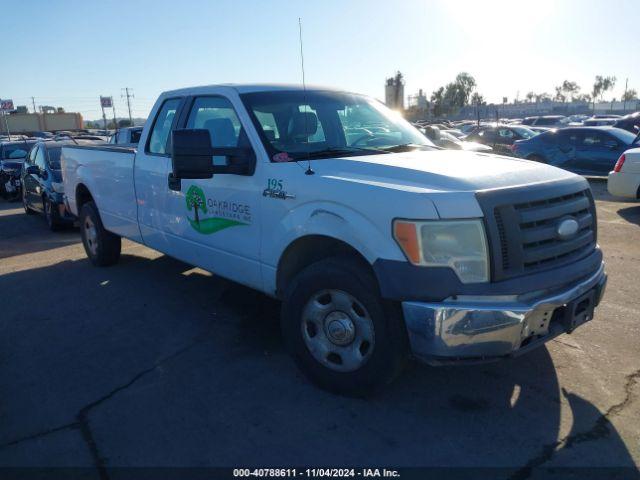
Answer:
[241,90,434,161]
[47,147,62,170]
[2,145,29,160]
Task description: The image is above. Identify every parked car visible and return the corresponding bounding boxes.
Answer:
[21,140,76,230]
[512,127,640,176]
[422,126,492,152]
[108,126,144,145]
[613,112,640,134]
[0,139,38,200]
[442,129,465,139]
[583,117,618,127]
[464,124,537,154]
[62,84,607,395]
[521,115,567,127]
[608,147,640,199]
[528,126,553,134]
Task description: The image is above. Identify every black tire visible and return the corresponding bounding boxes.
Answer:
[23,189,36,215]
[79,201,121,266]
[529,154,547,163]
[281,256,408,396]
[44,197,62,231]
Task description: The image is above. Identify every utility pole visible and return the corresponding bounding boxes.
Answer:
[623,78,628,113]
[121,87,134,124]
[112,102,117,130]
[31,97,37,114]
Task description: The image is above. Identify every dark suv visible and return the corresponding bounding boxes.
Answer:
[21,141,75,230]
[0,139,38,200]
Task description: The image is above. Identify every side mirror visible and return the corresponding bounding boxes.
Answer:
[26,165,40,176]
[171,129,214,179]
[170,129,254,180]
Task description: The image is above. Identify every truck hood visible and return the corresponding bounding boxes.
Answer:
[313,149,579,193]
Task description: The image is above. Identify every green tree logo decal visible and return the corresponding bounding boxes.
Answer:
[185,185,207,226]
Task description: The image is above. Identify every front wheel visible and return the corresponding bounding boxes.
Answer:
[79,201,121,266]
[23,189,36,215]
[281,256,408,396]
[44,197,62,231]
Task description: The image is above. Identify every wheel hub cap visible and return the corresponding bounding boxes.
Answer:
[84,217,98,255]
[325,312,355,346]
[301,289,375,372]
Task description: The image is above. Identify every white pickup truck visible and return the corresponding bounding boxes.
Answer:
[62,84,607,394]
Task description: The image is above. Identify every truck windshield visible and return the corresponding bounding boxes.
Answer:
[241,90,434,161]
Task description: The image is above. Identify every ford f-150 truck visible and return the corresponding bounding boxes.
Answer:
[62,84,607,395]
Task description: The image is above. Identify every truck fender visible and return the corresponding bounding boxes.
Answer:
[263,202,405,297]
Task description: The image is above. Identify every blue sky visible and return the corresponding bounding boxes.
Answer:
[3,0,639,120]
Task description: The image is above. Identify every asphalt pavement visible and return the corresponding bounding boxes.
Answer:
[0,179,638,478]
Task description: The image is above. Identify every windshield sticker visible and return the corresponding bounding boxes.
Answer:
[272,152,291,163]
[185,185,251,234]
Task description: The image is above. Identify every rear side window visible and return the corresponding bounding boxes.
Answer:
[148,98,181,154]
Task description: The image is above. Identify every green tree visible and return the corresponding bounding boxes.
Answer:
[554,86,566,103]
[591,75,617,110]
[471,92,485,106]
[185,185,207,226]
[430,86,446,117]
[525,91,535,103]
[560,80,580,101]
[622,88,638,101]
[118,119,133,128]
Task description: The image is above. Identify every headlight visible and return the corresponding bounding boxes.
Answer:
[393,219,489,283]
[51,181,65,193]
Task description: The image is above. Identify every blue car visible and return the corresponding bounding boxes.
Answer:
[21,140,76,230]
[512,126,640,176]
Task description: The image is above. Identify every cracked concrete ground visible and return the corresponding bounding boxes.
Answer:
[0,179,638,477]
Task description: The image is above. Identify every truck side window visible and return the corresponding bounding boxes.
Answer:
[148,98,181,155]
[186,96,244,148]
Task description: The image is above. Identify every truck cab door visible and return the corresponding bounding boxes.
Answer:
[136,93,264,291]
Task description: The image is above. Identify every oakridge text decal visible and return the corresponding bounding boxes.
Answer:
[185,185,251,234]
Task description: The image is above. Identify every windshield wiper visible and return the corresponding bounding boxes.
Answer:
[378,143,435,153]
[295,146,384,160]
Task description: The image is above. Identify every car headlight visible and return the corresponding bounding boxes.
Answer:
[51,181,65,193]
[393,219,490,283]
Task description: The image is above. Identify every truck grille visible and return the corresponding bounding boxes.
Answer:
[477,181,597,281]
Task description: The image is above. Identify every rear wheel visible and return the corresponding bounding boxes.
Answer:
[79,201,121,266]
[281,256,408,396]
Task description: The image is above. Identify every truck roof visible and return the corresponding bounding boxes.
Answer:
[162,83,350,97]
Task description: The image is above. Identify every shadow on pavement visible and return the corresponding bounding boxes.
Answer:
[0,252,635,472]
[0,200,80,259]
[617,205,640,226]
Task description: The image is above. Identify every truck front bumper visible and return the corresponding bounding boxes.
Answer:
[402,263,607,365]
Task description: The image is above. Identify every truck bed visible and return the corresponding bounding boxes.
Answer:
[62,144,142,242]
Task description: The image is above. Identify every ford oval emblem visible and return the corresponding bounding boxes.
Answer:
[557,218,579,240]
